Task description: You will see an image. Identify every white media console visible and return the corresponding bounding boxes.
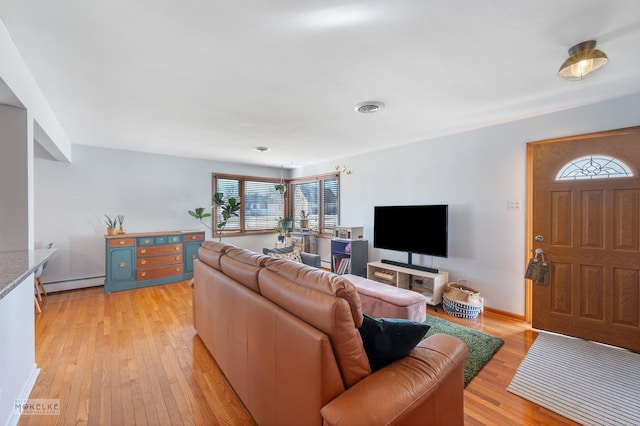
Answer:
[367,260,449,308]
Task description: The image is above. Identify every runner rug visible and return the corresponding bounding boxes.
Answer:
[507,332,640,426]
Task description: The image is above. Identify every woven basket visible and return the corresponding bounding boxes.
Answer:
[443,297,483,318]
[442,280,482,318]
[443,281,481,306]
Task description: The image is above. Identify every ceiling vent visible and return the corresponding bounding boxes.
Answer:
[354,101,385,113]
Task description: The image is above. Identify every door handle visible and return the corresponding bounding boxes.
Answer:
[535,235,544,242]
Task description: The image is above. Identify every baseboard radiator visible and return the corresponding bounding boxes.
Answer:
[43,276,104,293]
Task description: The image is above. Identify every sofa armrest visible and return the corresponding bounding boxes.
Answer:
[320,334,467,426]
[300,251,321,268]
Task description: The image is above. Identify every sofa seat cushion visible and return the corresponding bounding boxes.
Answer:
[343,274,427,323]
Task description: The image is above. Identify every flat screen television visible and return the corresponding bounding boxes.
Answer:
[374,205,448,258]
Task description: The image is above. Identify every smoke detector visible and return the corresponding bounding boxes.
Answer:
[354,101,385,114]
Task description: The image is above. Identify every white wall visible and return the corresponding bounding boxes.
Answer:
[34,93,640,313]
[298,92,640,316]
[34,145,281,289]
[0,20,71,162]
[0,19,71,426]
[0,104,28,251]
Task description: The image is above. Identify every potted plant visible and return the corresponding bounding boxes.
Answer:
[274,223,285,243]
[279,216,294,232]
[300,210,310,229]
[188,192,240,241]
[212,192,241,242]
[275,183,286,195]
[188,207,213,231]
[104,215,118,236]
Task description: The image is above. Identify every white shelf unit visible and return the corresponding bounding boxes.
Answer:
[367,260,448,307]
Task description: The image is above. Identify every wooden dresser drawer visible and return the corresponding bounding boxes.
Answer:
[137,264,184,280]
[184,233,204,242]
[108,238,135,247]
[137,254,182,267]
[137,237,155,246]
[137,244,182,257]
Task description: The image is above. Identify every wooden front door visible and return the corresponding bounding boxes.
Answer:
[529,126,640,351]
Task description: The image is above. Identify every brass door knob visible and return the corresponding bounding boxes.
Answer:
[192,255,196,259]
[119,262,126,268]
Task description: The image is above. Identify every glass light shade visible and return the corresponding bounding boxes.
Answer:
[558,40,608,81]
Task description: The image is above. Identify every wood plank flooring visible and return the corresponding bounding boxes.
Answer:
[21,281,579,425]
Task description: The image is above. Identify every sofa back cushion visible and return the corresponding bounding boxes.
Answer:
[264,259,364,327]
[259,260,371,387]
[198,240,233,270]
[220,247,272,293]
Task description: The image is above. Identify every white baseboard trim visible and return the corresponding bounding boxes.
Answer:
[44,277,104,293]
[5,364,40,426]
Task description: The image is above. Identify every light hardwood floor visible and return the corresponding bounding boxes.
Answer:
[21,281,578,426]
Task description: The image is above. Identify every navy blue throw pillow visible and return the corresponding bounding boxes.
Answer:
[358,314,431,371]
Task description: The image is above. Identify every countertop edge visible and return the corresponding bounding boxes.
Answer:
[0,249,57,301]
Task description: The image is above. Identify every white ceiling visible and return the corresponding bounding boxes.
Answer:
[1,0,639,168]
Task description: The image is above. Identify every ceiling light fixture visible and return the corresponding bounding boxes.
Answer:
[558,40,608,81]
[354,101,385,114]
[255,146,270,152]
[335,164,352,175]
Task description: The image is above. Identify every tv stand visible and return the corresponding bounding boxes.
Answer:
[368,261,448,308]
[380,259,439,274]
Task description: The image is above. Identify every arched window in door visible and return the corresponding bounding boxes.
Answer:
[556,155,633,180]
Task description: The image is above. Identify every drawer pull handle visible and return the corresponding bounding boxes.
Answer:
[119,240,125,245]
[192,255,196,259]
[144,239,151,243]
[191,236,196,240]
[140,249,146,254]
[176,267,181,272]
[175,256,180,260]
[141,272,146,277]
[141,260,146,265]
[175,247,180,251]
[119,262,126,268]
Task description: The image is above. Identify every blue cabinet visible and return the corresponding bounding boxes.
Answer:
[104,231,204,292]
[183,232,204,278]
[105,237,137,291]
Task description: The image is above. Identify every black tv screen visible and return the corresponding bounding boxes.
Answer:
[374,205,448,258]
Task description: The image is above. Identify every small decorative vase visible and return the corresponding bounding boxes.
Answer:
[300,219,309,229]
[107,227,118,236]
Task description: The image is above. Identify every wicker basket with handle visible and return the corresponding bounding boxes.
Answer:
[442,280,482,318]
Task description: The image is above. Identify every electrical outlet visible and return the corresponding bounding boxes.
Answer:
[508,200,521,211]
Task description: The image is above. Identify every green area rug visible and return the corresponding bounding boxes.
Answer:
[424,315,504,387]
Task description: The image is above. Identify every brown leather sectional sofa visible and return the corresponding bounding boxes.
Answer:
[193,241,468,425]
